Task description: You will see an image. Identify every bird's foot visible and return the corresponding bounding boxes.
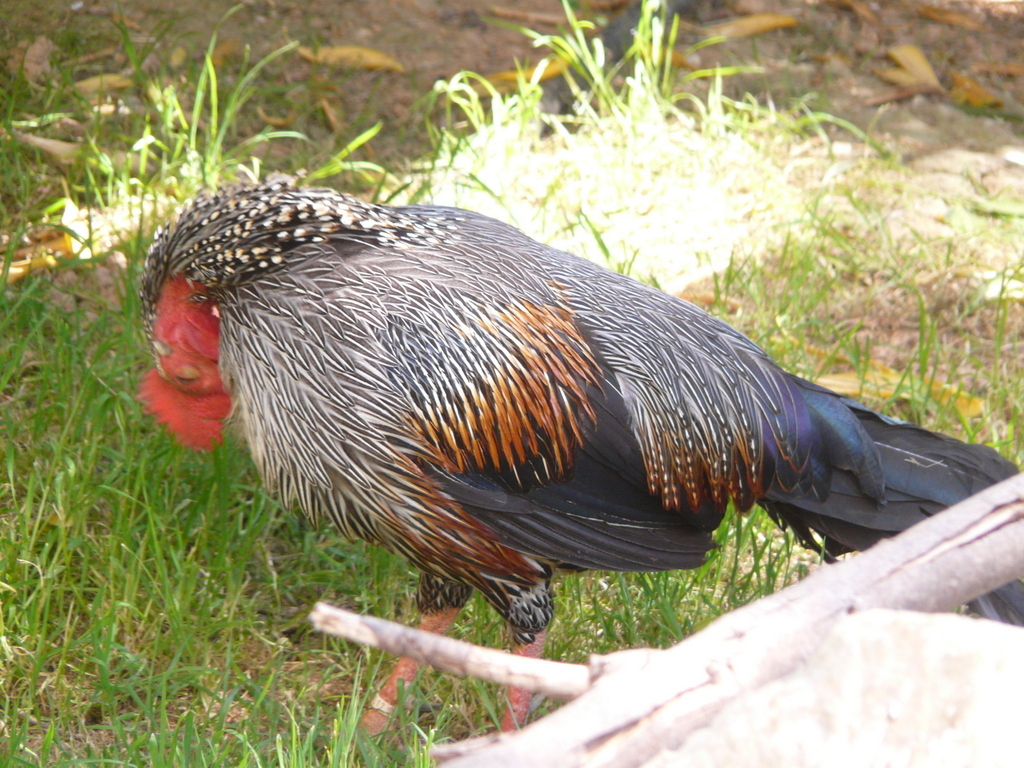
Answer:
[361,694,396,735]
[361,608,463,735]
[499,630,548,731]
[500,689,548,731]
[361,693,442,734]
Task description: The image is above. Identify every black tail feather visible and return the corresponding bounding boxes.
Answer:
[765,378,1021,622]
[969,581,1024,626]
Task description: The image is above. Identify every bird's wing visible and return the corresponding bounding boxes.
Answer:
[375,220,929,572]
[314,213,869,572]
[426,379,717,572]
[213,205,931,575]
[330,240,714,572]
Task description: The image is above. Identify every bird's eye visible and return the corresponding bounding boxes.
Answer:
[174,365,201,384]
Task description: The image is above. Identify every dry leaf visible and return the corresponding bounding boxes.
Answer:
[10,129,81,162]
[487,6,566,26]
[211,39,242,66]
[886,45,942,91]
[970,62,1024,78]
[169,46,189,69]
[6,251,60,284]
[70,45,119,67]
[873,67,922,88]
[23,36,57,84]
[917,4,984,31]
[702,13,799,39]
[880,44,942,92]
[74,73,133,95]
[949,72,1003,109]
[14,234,74,260]
[6,233,74,285]
[838,0,878,24]
[319,98,341,132]
[815,369,984,419]
[256,106,296,127]
[298,46,404,73]
[7,198,110,284]
[482,58,567,94]
[671,51,694,70]
[61,197,95,261]
[805,344,984,420]
[486,51,687,88]
[674,290,742,312]
[814,370,881,395]
[110,13,144,32]
[8,197,127,286]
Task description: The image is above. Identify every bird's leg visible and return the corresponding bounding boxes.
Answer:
[500,629,548,732]
[361,606,463,734]
[361,572,473,735]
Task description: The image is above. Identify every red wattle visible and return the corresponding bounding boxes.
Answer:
[139,368,231,451]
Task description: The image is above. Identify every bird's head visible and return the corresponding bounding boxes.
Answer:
[138,274,231,451]
[138,177,441,449]
[137,178,301,452]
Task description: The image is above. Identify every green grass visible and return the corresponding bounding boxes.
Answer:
[3,0,1024,764]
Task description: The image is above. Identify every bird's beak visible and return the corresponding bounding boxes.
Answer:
[152,340,173,380]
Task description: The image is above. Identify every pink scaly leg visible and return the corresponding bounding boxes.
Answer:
[361,606,463,735]
[500,630,548,732]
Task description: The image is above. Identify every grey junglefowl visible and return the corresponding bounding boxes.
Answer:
[138,178,1023,732]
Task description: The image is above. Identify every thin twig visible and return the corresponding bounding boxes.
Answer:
[864,83,943,106]
[310,603,591,700]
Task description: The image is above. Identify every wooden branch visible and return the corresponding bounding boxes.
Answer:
[309,603,590,701]
[433,472,1024,767]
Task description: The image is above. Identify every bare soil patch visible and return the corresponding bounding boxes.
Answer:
[6,0,1024,164]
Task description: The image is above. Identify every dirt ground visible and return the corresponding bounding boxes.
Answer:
[5,0,1024,168]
